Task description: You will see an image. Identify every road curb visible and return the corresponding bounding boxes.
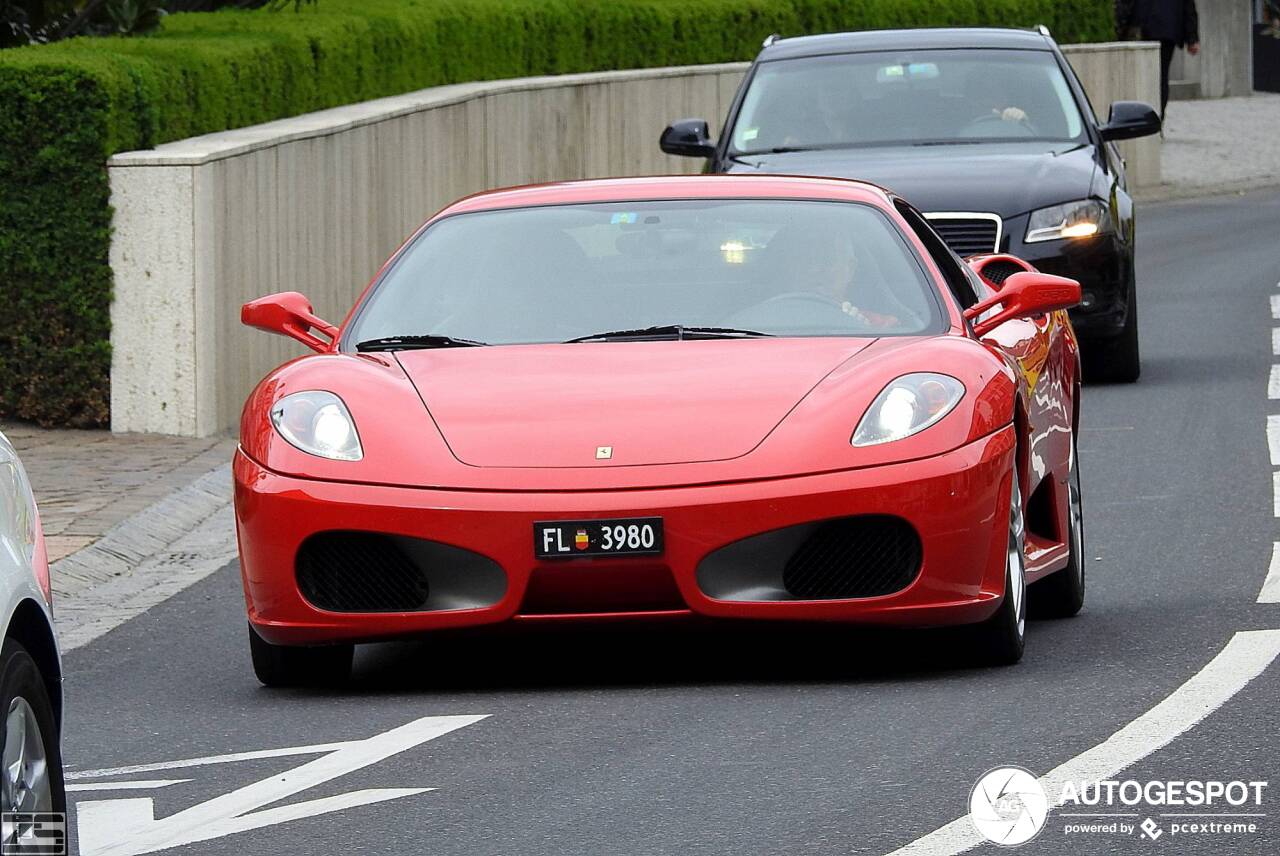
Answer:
[52,463,237,652]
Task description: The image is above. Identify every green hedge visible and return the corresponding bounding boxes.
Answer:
[0,0,1113,427]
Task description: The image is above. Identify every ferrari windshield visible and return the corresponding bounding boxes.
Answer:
[731,49,1088,154]
[347,199,943,347]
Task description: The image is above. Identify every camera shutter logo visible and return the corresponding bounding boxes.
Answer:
[1,812,66,855]
[969,766,1050,847]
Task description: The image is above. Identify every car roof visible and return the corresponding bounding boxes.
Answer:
[437,175,894,217]
[758,27,1053,61]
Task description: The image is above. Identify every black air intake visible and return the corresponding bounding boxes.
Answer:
[781,516,922,600]
[696,515,923,602]
[297,532,430,612]
[977,259,1024,286]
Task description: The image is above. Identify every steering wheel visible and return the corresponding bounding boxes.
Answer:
[959,112,1037,138]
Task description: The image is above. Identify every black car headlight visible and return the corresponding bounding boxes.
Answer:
[1024,199,1111,243]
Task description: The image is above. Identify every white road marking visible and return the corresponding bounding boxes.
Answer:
[1271,295,1280,319]
[76,714,487,856]
[1274,471,1280,517]
[67,780,190,792]
[1260,543,1280,603]
[1269,364,1280,398]
[67,741,351,780]
[885,630,1280,856]
[1273,328,1280,355]
[1269,416,1280,466]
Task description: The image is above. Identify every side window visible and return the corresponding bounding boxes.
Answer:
[893,199,981,308]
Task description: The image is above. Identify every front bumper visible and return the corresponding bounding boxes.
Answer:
[1002,215,1132,338]
[234,427,1016,646]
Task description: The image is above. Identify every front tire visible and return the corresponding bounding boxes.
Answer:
[249,624,353,688]
[1030,437,1086,617]
[0,639,65,829]
[1084,279,1140,383]
[973,476,1027,665]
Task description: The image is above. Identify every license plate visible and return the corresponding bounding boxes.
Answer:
[534,517,664,559]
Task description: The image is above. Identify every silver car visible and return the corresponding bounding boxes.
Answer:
[0,429,65,838]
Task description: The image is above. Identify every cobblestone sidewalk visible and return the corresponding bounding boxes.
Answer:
[1,421,234,563]
[1139,93,1280,201]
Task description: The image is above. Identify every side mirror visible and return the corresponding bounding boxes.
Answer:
[1099,101,1161,141]
[241,292,338,353]
[963,271,1081,338]
[660,118,716,158]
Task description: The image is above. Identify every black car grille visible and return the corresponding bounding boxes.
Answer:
[297,532,430,612]
[781,516,923,600]
[977,259,1024,286]
[927,216,1000,257]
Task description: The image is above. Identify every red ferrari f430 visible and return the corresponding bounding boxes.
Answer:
[234,175,1084,686]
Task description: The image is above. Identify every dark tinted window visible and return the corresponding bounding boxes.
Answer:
[732,48,1086,153]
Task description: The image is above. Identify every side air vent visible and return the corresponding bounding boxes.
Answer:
[297,532,429,612]
[696,515,923,602]
[976,259,1025,286]
[295,531,507,613]
[781,516,923,599]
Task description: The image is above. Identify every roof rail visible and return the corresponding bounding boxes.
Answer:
[1036,24,1051,38]
[762,33,780,48]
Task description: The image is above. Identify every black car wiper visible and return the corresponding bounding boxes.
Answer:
[564,325,772,343]
[734,142,863,156]
[356,334,488,352]
[910,139,988,147]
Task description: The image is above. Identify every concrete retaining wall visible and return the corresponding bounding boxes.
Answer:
[1168,0,1254,99]
[108,44,1162,436]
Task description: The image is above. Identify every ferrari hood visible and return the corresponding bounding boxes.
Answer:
[396,338,874,468]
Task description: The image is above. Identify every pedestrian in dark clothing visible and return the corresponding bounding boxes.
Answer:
[1116,0,1200,116]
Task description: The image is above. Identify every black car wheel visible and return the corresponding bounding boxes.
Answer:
[1084,277,1140,383]
[0,639,65,826]
[249,624,353,688]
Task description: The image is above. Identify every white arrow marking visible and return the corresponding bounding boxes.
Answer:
[67,780,190,792]
[1261,543,1280,603]
[67,741,351,780]
[76,714,487,856]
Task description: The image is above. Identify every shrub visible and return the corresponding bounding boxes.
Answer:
[0,0,1113,426]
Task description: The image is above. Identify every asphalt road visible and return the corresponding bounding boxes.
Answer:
[59,189,1280,856]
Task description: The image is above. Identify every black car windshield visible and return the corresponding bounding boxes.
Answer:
[346,199,944,347]
[731,49,1088,154]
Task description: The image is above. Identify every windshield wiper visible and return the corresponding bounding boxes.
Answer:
[735,142,862,156]
[356,334,488,352]
[564,325,772,344]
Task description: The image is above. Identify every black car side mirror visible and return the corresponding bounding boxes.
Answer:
[660,119,716,158]
[1099,101,1161,141]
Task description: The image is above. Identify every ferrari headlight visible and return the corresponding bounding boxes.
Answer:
[852,373,965,447]
[270,391,363,461]
[1025,199,1110,243]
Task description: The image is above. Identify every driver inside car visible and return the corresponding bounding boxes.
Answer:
[965,72,1029,127]
[778,228,899,329]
